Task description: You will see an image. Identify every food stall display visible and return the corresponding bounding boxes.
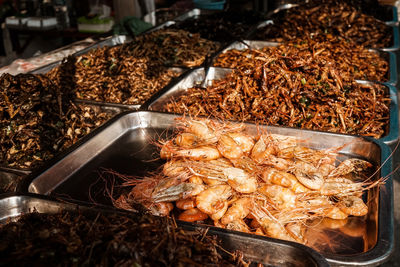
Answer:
[0,1,398,266]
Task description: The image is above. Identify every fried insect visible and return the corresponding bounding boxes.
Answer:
[214,36,389,83]
[164,44,390,138]
[253,0,393,48]
[0,210,245,266]
[46,29,220,105]
[0,74,112,171]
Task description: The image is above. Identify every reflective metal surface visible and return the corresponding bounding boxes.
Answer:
[24,111,393,266]
[0,194,330,266]
[147,67,399,147]
[251,20,400,52]
[30,35,131,75]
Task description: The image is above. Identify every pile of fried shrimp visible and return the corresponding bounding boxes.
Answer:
[113,117,383,245]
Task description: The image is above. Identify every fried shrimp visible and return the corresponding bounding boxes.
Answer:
[178,208,208,222]
[257,184,296,210]
[262,168,309,193]
[221,197,252,225]
[196,184,233,215]
[112,117,381,251]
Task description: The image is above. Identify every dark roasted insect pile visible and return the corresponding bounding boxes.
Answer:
[168,11,264,43]
[46,29,219,105]
[163,43,390,138]
[0,73,113,169]
[214,36,389,83]
[46,49,180,105]
[0,210,245,266]
[122,29,220,67]
[253,0,393,48]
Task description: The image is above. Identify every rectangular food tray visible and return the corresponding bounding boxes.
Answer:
[30,35,131,75]
[0,194,329,266]
[25,111,394,266]
[170,8,262,43]
[0,102,124,190]
[0,169,30,194]
[215,40,397,86]
[266,3,398,24]
[146,67,399,148]
[251,20,400,52]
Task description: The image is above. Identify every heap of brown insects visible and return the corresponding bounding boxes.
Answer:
[164,40,390,138]
[0,210,247,266]
[253,0,393,48]
[0,73,113,170]
[45,29,220,105]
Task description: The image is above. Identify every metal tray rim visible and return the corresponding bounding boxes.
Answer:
[146,67,399,147]
[266,3,398,24]
[24,110,394,266]
[251,20,400,51]
[0,193,330,267]
[213,40,397,85]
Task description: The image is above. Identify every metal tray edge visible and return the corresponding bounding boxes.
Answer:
[0,193,330,267]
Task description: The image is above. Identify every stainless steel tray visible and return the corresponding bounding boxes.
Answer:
[30,21,178,75]
[0,194,329,266]
[266,2,398,24]
[0,169,29,194]
[0,102,124,188]
[169,8,262,43]
[25,111,394,266]
[146,67,399,148]
[214,40,397,86]
[386,5,399,24]
[30,35,131,75]
[251,20,400,52]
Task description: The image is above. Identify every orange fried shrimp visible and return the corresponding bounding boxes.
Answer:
[189,175,204,185]
[251,204,296,242]
[161,141,221,160]
[321,217,348,229]
[196,184,233,215]
[226,132,255,154]
[286,222,306,243]
[210,201,229,221]
[258,184,296,210]
[262,168,309,193]
[337,195,368,216]
[177,118,218,143]
[229,156,258,173]
[178,208,208,222]
[176,198,196,210]
[174,132,204,147]
[217,134,244,159]
[291,162,325,190]
[221,197,252,225]
[186,160,258,193]
[251,135,277,163]
[319,177,383,197]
